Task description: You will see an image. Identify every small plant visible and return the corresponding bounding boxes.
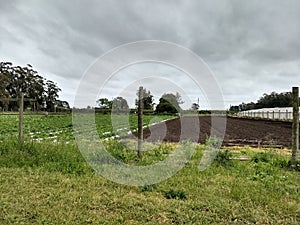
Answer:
[252,152,273,163]
[272,157,290,168]
[287,160,300,171]
[251,163,274,181]
[140,184,157,192]
[164,189,187,200]
[205,136,222,149]
[214,149,233,167]
[200,136,233,169]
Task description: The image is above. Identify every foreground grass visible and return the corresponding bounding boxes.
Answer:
[0,140,299,224]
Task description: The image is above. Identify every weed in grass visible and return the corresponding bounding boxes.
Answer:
[252,152,273,163]
[164,189,187,200]
[214,149,233,167]
[140,184,157,192]
[104,140,128,162]
[199,136,222,170]
[251,162,278,181]
[205,135,222,149]
[290,162,300,171]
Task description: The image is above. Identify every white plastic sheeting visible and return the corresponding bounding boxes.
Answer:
[237,107,299,120]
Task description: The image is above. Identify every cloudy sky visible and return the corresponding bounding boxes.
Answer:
[1,0,300,109]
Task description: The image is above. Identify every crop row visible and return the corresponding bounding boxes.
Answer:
[0,114,175,142]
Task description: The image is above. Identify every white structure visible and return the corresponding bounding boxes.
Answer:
[237,107,298,120]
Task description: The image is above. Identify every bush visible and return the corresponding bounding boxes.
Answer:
[214,149,233,167]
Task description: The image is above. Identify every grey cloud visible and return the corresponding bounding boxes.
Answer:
[1,0,300,108]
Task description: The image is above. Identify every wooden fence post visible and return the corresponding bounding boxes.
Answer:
[19,93,24,144]
[137,86,143,159]
[292,87,299,166]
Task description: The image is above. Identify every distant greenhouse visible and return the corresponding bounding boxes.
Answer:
[237,107,299,120]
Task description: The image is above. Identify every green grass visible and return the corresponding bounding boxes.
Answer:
[0,138,299,224]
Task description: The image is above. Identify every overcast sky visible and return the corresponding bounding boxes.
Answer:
[1,0,300,109]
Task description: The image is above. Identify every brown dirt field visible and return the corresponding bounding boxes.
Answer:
[130,116,296,148]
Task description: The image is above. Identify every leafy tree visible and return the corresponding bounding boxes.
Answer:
[256,91,292,108]
[56,100,70,109]
[229,105,240,112]
[0,62,11,110]
[232,91,294,111]
[55,100,70,112]
[191,103,199,111]
[97,98,112,109]
[0,62,11,95]
[45,80,61,111]
[238,102,256,111]
[0,62,62,111]
[176,92,184,105]
[111,96,129,113]
[156,93,182,114]
[135,88,154,110]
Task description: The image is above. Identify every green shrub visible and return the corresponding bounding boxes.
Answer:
[214,149,233,167]
[272,157,290,168]
[205,136,222,149]
[252,152,273,163]
[251,162,276,181]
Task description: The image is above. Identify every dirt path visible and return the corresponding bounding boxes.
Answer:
[129,116,294,148]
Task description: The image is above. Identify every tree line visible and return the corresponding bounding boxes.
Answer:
[230,91,295,112]
[0,61,199,114]
[96,87,186,114]
[0,62,68,112]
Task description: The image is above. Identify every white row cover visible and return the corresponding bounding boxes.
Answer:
[237,107,300,120]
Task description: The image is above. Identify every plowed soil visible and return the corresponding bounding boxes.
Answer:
[131,116,296,148]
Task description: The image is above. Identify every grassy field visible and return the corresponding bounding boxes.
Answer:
[0,139,299,224]
[0,114,299,224]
